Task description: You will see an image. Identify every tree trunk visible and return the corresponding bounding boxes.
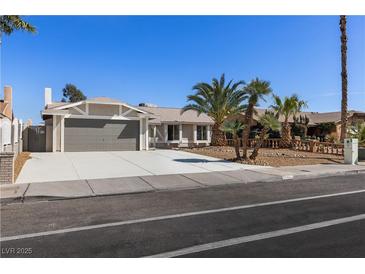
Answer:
[340,15,348,142]
[211,123,226,146]
[304,125,308,139]
[249,128,267,160]
[242,105,254,159]
[281,121,292,148]
[233,134,241,160]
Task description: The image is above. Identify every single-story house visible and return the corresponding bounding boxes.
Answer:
[38,88,214,152]
[302,110,365,139]
[31,88,364,152]
[231,108,365,140]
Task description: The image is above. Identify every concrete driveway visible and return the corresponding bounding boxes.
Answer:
[16,150,262,184]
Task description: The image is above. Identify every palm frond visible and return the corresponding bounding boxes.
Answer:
[221,120,245,134]
[0,16,36,35]
[259,112,281,131]
[183,74,247,124]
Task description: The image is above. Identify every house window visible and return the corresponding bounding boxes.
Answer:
[197,125,207,140]
[168,125,179,141]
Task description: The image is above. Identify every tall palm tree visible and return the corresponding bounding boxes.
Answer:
[241,78,272,159]
[249,112,281,160]
[182,74,246,146]
[340,15,348,141]
[270,94,307,147]
[221,120,245,160]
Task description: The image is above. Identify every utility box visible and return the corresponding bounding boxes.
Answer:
[344,138,358,165]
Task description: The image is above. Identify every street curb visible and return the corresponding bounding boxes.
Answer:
[1,168,365,205]
[279,168,365,181]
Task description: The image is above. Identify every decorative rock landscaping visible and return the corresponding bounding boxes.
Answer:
[184,146,344,167]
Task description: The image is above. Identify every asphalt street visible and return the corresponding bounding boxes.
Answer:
[1,173,365,257]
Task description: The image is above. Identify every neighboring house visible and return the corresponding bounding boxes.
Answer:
[0,86,22,153]
[138,105,214,148]
[0,112,11,152]
[232,108,365,140]
[303,110,365,139]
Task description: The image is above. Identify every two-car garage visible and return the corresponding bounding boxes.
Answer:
[64,119,140,152]
[36,96,150,152]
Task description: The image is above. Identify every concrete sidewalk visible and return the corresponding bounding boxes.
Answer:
[2,163,365,204]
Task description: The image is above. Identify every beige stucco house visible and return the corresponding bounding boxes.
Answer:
[37,88,214,152]
[41,88,152,152]
[232,108,365,140]
[33,87,363,152]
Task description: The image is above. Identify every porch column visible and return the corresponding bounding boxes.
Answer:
[193,124,197,144]
[207,125,211,143]
[164,124,168,143]
[52,116,57,152]
[145,117,149,150]
[153,125,157,149]
[60,116,65,152]
[139,118,143,151]
[179,124,183,143]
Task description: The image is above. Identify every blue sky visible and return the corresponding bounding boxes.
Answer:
[1,16,364,123]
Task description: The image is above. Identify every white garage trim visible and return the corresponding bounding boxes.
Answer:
[72,106,87,115]
[48,114,151,152]
[54,100,148,115]
[64,114,140,120]
[64,119,140,151]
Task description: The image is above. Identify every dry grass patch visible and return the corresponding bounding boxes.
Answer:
[14,152,31,181]
[184,146,343,167]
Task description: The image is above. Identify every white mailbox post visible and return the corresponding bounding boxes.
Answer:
[344,138,358,165]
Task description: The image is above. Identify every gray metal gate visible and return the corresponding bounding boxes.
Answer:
[26,126,46,152]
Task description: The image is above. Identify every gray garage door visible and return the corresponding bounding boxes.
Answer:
[64,119,139,151]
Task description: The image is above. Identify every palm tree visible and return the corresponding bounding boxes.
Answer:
[249,112,281,160]
[221,120,245,160]
[241,78,272,159]
[293,114,310,138]
[340,15,348,141]
[270,94,307,147]
[0,16,36,35]
[182,74,246,146]
[347,121,365,146]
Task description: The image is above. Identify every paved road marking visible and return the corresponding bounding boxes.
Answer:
[146,214,365,258]
[1,189,365,242]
